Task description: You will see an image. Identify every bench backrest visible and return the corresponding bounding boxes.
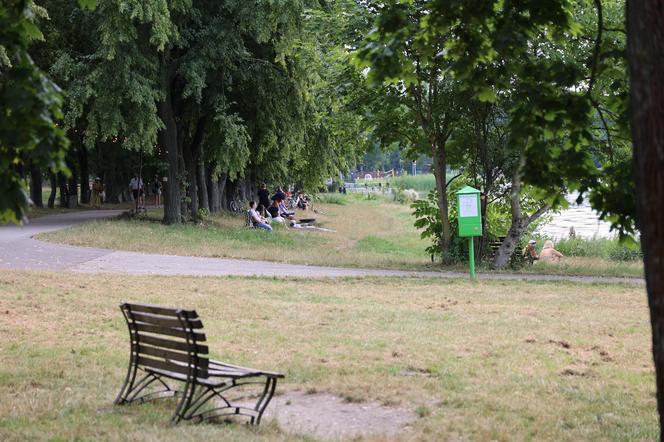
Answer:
[119,302,209,379]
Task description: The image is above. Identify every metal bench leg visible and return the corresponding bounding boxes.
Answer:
[115,359,140,405]
[253,376,278,426]
[171,380,197,424]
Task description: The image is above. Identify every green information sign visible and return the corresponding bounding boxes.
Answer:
[456,186,482,279]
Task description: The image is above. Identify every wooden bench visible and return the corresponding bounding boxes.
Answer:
[114,302,284,425]
[488,236,506,256]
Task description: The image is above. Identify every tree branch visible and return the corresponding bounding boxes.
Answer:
[587,0,603,97]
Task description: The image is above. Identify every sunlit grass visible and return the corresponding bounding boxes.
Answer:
[36,198,644,278]
[38,199,435,270]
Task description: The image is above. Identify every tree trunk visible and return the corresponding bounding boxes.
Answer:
[182,143,198,218]
[57,172,68,207]
[47,171,56,209]
[218,173,228,210]
[77,138,90,204]
[67,158,78,209]
[183,119,205,219]
[29,163,43,208]
[493,218,527,269]
[208,169,220,214]
[225,178,237,210]
[479,194,489,260]
[627,2,664,437]
[431,145,451,259]
[159,62,181,225]
[493,170,550,269]
[238,177,247,202]
[198,159,209,213]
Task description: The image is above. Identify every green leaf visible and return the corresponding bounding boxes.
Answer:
[477,88,496,103]
[78,0,97,11]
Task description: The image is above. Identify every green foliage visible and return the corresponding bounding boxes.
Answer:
[357,0,634,237]
[553,237,642,261]
[315,193,347,205]
[393,188,418,205]
[411,190,466,262]
[389,174,437,192]
[0,0,69,223]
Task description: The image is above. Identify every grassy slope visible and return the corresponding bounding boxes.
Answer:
[38,196,435,270]
[0,271,655,441]
[37,195,644,277]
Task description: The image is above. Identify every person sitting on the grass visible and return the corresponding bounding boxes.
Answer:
[248,201,272,232]
[522,239,539,264]
[277,199,295,219]
[267,200,285,224]
[294,191,309,210]
[539,240,564,263]
[272,186,287,202]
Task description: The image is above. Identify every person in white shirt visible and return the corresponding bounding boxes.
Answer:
[248,201,272,232]
[129,174,145,209]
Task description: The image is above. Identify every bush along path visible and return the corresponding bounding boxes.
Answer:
[0,211,644,284]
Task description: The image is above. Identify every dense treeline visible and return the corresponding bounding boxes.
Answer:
[23,0,370,223]
[3,0,632,268]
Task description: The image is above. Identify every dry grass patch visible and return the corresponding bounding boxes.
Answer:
[0,271,656,441]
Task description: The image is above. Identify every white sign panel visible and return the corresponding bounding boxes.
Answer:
[459,194,478,218]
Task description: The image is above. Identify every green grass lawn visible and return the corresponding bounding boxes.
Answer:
[38,195,435,270]
[0,271,656,441]
[36,195,643,278]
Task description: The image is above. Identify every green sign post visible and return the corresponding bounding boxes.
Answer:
[456,186,482,279]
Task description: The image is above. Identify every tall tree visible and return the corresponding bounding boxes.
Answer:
[626,0,664,436]
[0,0,69,222]
[356,2,469,260]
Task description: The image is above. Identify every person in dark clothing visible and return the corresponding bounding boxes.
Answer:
[257,183,270,213]
[272,186,287,202]
[267,200,281,219]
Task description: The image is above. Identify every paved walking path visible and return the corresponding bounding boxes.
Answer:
[0,210,644,284]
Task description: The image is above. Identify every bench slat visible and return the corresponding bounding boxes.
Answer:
[209,359,285,378]
[136,344,208,367]
[136,334,208,355]
[144,367,226,388]
[123,302,198,319]
[136,356,207,377]
[133,323,207,342]
[131,311,203,329]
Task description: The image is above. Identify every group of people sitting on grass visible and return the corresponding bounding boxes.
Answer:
[522,239,564,264]
[248,184,312,233]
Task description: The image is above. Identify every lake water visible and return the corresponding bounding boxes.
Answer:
[536,192,616,239]
[344,184,616,239]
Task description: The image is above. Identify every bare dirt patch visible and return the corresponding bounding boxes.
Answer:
[262,391,417,441]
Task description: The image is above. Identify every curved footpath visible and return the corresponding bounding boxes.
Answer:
[0,210,644,285]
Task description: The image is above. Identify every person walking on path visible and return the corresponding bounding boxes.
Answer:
[129,174,145,209]
[153,175,162,208]
[90,178,104,209]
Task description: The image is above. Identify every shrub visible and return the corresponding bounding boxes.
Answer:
[608,242,642,261]
[553,237,642,261]
[390,174,437,192]
[412,190,467,263]
[394,188,419,204]
[316,193,347,205]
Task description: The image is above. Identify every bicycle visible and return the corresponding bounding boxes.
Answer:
[229,198,244,214]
